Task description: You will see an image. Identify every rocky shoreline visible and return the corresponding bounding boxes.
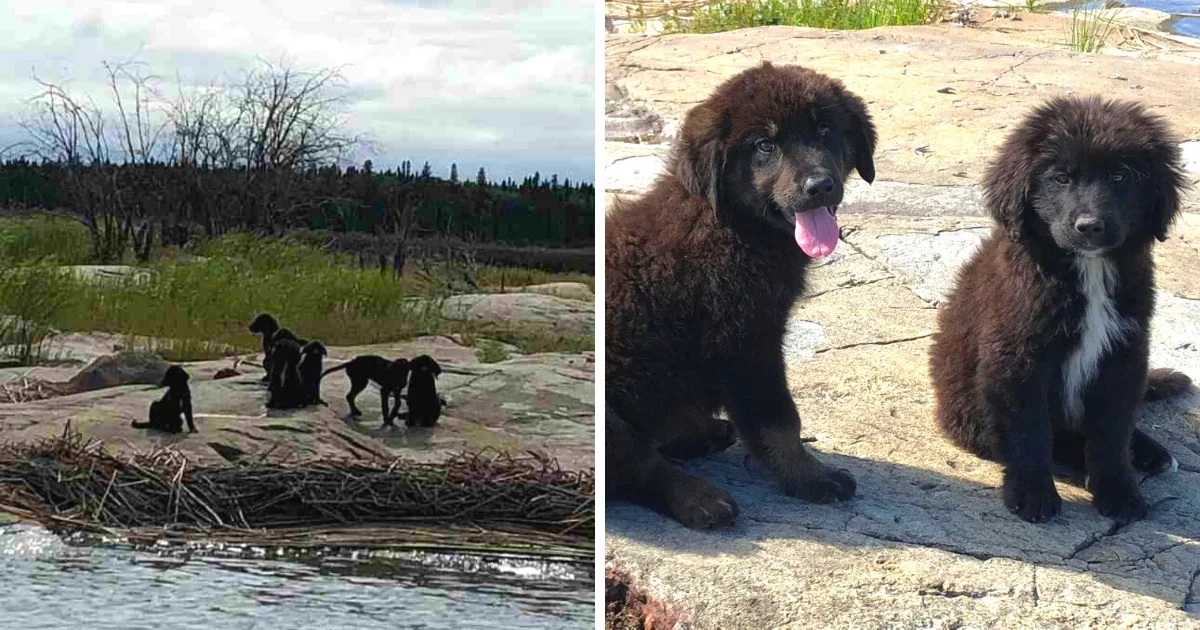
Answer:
[605,21,1200,629]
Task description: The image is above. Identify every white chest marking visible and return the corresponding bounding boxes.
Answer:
[1061,257,1135,423]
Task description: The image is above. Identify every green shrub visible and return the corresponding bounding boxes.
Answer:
[663,0,943,33]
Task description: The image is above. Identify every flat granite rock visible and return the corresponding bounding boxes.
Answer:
[0,336,594,471]
[605,24,1200,629]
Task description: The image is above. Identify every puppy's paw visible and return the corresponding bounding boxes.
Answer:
[664,477,739,530]
[1002,469,1061,523]
[1131,434,1176,476]
[784,465,857,504]
[1131,447,1176,477]
[1090,477,1148,525]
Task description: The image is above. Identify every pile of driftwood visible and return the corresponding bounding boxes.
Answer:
[0,429,593,554]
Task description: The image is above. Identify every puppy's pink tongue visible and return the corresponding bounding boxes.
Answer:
[794,207,838,258]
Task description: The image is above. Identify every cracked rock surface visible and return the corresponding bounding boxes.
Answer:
[0,336,594,471]
[606,24,1200,628]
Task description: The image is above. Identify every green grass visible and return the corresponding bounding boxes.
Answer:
[0,233,594,364]
[0,215,93,265]
[475,339,512,364]
[1066,5,1118,52]
[0,263,76,364]
[662,0,943,33]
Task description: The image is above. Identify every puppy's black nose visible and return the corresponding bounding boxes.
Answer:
[804,175,836,197]
[1074,216,1106,237]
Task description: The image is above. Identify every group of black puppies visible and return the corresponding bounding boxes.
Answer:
[129,314,445,435]
[249,313,329,410]
[250,313,444,428]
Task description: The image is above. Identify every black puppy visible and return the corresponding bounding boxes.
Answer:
[132,365,196,433]
[606,63,875,529]
[265,332,303,409]
[297,341,329,407]
[930,96,1190,525]
[249,313,279,383]
[405,355,443,428]
[322,355,411,426]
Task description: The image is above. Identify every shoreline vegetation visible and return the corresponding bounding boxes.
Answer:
[605,0,1194,52]
[0,215,594,366]
[0,428,594,559]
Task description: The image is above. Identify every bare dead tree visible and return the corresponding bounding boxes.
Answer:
[104,61,171,261]
[231,60,360,231]
[386,185,420,277]
[18,57,363,258]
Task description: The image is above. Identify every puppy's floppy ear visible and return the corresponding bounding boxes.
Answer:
[982,138,1034,242]
[674,105,729,211]
[840,89,877,184]
[428,357,442,377]
[1148,144,1187,243]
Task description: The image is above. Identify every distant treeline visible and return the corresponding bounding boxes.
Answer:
[0,158,594,255]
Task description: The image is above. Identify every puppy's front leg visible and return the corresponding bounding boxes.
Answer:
[1083,353,1148,525]
[606,405,739,529]
[985,365,1060,523]
[721,355,855,503]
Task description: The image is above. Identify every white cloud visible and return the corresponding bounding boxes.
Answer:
[0,0,596,182]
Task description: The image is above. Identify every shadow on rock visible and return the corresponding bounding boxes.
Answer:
[608,395,1200,611]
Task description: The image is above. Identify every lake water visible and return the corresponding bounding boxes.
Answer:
[1058,0,1200,37]
[0,524,593,629]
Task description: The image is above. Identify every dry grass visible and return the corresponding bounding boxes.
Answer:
[0,428,594,556]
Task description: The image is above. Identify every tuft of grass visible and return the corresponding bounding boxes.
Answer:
[475,339,512,364]
[0,264,76,365]
[0,216,92,265]
[661,0,943,33]
[1067,5,1118,52]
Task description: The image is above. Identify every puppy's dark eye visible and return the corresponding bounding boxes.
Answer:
[816,123,831,137]
[1110,172,1125,182]
[1053,173,1070,184]
[756,139,776,154]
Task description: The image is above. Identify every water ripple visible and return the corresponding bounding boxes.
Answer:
[0,524,592,629]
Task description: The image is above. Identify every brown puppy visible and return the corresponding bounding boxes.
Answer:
[930,96,1191,525]
[606,62,877,529]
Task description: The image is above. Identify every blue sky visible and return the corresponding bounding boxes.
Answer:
[0,0,596,183]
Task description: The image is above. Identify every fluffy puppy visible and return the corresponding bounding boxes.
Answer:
[606,62,877,529]
[930,96,1191,525]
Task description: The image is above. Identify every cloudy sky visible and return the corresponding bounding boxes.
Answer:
[0,0,596,183]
